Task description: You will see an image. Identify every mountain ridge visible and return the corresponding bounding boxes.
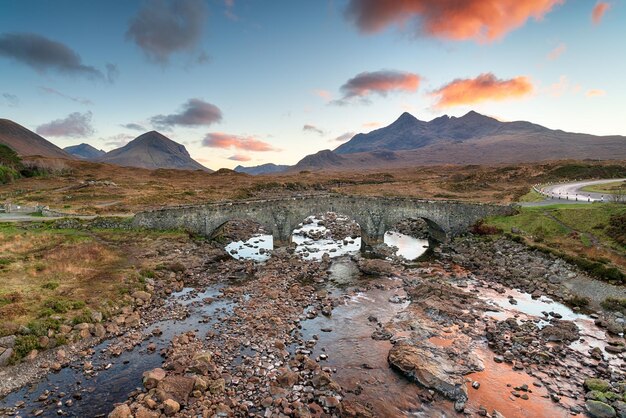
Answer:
[64,143,105,160]
[0,119,74,159]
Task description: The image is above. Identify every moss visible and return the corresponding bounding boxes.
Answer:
[585,378,611,392]
[586,390,607,402]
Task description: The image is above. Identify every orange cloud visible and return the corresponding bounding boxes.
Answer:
[432,73,533,108]
[228,154,251,161]
[547,43,566,60]
[313,90,332,100]
[202,132,275,152]
[363,121,381,128]
[333,70,420,104]
[586,89,606,97]
[346,0,564,42]
[592,2,610,24]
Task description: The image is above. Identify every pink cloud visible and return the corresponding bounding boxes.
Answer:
[592,2,610,24]
[346,0,564,42]
[432,73,533,108]
[334,70,420,104]
[202,132,276,152]
[547,43,566,60]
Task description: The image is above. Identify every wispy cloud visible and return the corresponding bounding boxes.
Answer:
[592,2,611,24]
[103,133,135,149]
[228,154,251,162]
[202,133,276,152]
[151,99,223,129]
[36,111,95,138]
[2,93,19,107]
[40,86,93,105]
[363,121,381,129]
[303,124,325,135]
[120,123,147,131]
[333,70,420,105]
[346,0,564,42]
[586,89,606,97]
[0,32,115,82]
[432,73,533,108]
[334,132,355,142]
[313,89,332,101]
[547,42,566,60]
[126,0,208,64]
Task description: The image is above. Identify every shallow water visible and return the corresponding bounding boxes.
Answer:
[0,287,232,418]
[384,231,429,260]
[225,234,273,262]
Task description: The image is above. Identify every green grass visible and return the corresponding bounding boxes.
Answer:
[485,203,626,283]
[581,180,626,194]
[517,188,546,203]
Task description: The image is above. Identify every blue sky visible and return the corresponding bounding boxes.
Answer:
[1,0,624,169]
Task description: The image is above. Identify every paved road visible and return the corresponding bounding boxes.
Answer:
[525,178,626,206]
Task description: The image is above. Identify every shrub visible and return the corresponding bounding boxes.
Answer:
[601,297,626,314]
[12,335,40,359]
[567,295,590,308]
[470,220,502,236]
[606,213,626,246]
[27,318,61,336]
[41,281,59,290]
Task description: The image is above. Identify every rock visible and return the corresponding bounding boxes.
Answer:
[388,344,467,401]
[135,406,159,418]
[277,368,299,388]
[143,368,167,390]
[125,312,141,327]
[93,323,106,338]
[0,347,13,367]
[0,335,16,348]
[91,311,103,323]
[357,259,394,276]
[208,378,225,395]
[613,401,626,418]
[163,399,180,416]
[108,403,132,418]
[157,375,195,405]
[132,291,152,302]
[586,400,616,418]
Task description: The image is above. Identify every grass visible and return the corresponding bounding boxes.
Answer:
[485,203,626,283]
[581,180,626,194]
[0,222,184,340]
[517,188,546,203]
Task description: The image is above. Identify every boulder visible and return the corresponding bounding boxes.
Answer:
[132,291,152,303]
[135,406,159,418]
[388,344,467,401]
[584,378,611,393]
[0,347,13,367]
[276,368,299,388]
[157,375,195,405]
[586,400,616,418]
[358,259,394,276]
[0,335,16,348]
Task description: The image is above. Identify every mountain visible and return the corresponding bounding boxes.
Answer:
[283,111,626,171]
[0,119,74,159]
[234,163,289,175]
[64,143,105,160]
[98,131,210,171]
[334,111,547,154]
[291,150,348,171]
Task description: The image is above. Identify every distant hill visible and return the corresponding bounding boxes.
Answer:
[98,131,210,171]
[234,163,289,175]
[287,111,626,171]
[0,119,74,159]
[64,143,105,160]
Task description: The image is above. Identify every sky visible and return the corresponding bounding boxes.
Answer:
[0,0,624,169]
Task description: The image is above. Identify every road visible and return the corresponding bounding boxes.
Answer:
[526,178,626,206]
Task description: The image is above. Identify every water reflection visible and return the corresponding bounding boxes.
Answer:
[224,234,273,262]
[384,231,429,260]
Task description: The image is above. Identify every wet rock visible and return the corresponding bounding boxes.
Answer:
[586,400,617,418]
[357,259,394,276]
[585,378,611,393]
[388,343,467,402]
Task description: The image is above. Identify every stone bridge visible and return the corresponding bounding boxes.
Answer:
[132,194,515,245]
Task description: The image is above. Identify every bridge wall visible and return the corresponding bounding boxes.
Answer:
[132,195,515,244]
